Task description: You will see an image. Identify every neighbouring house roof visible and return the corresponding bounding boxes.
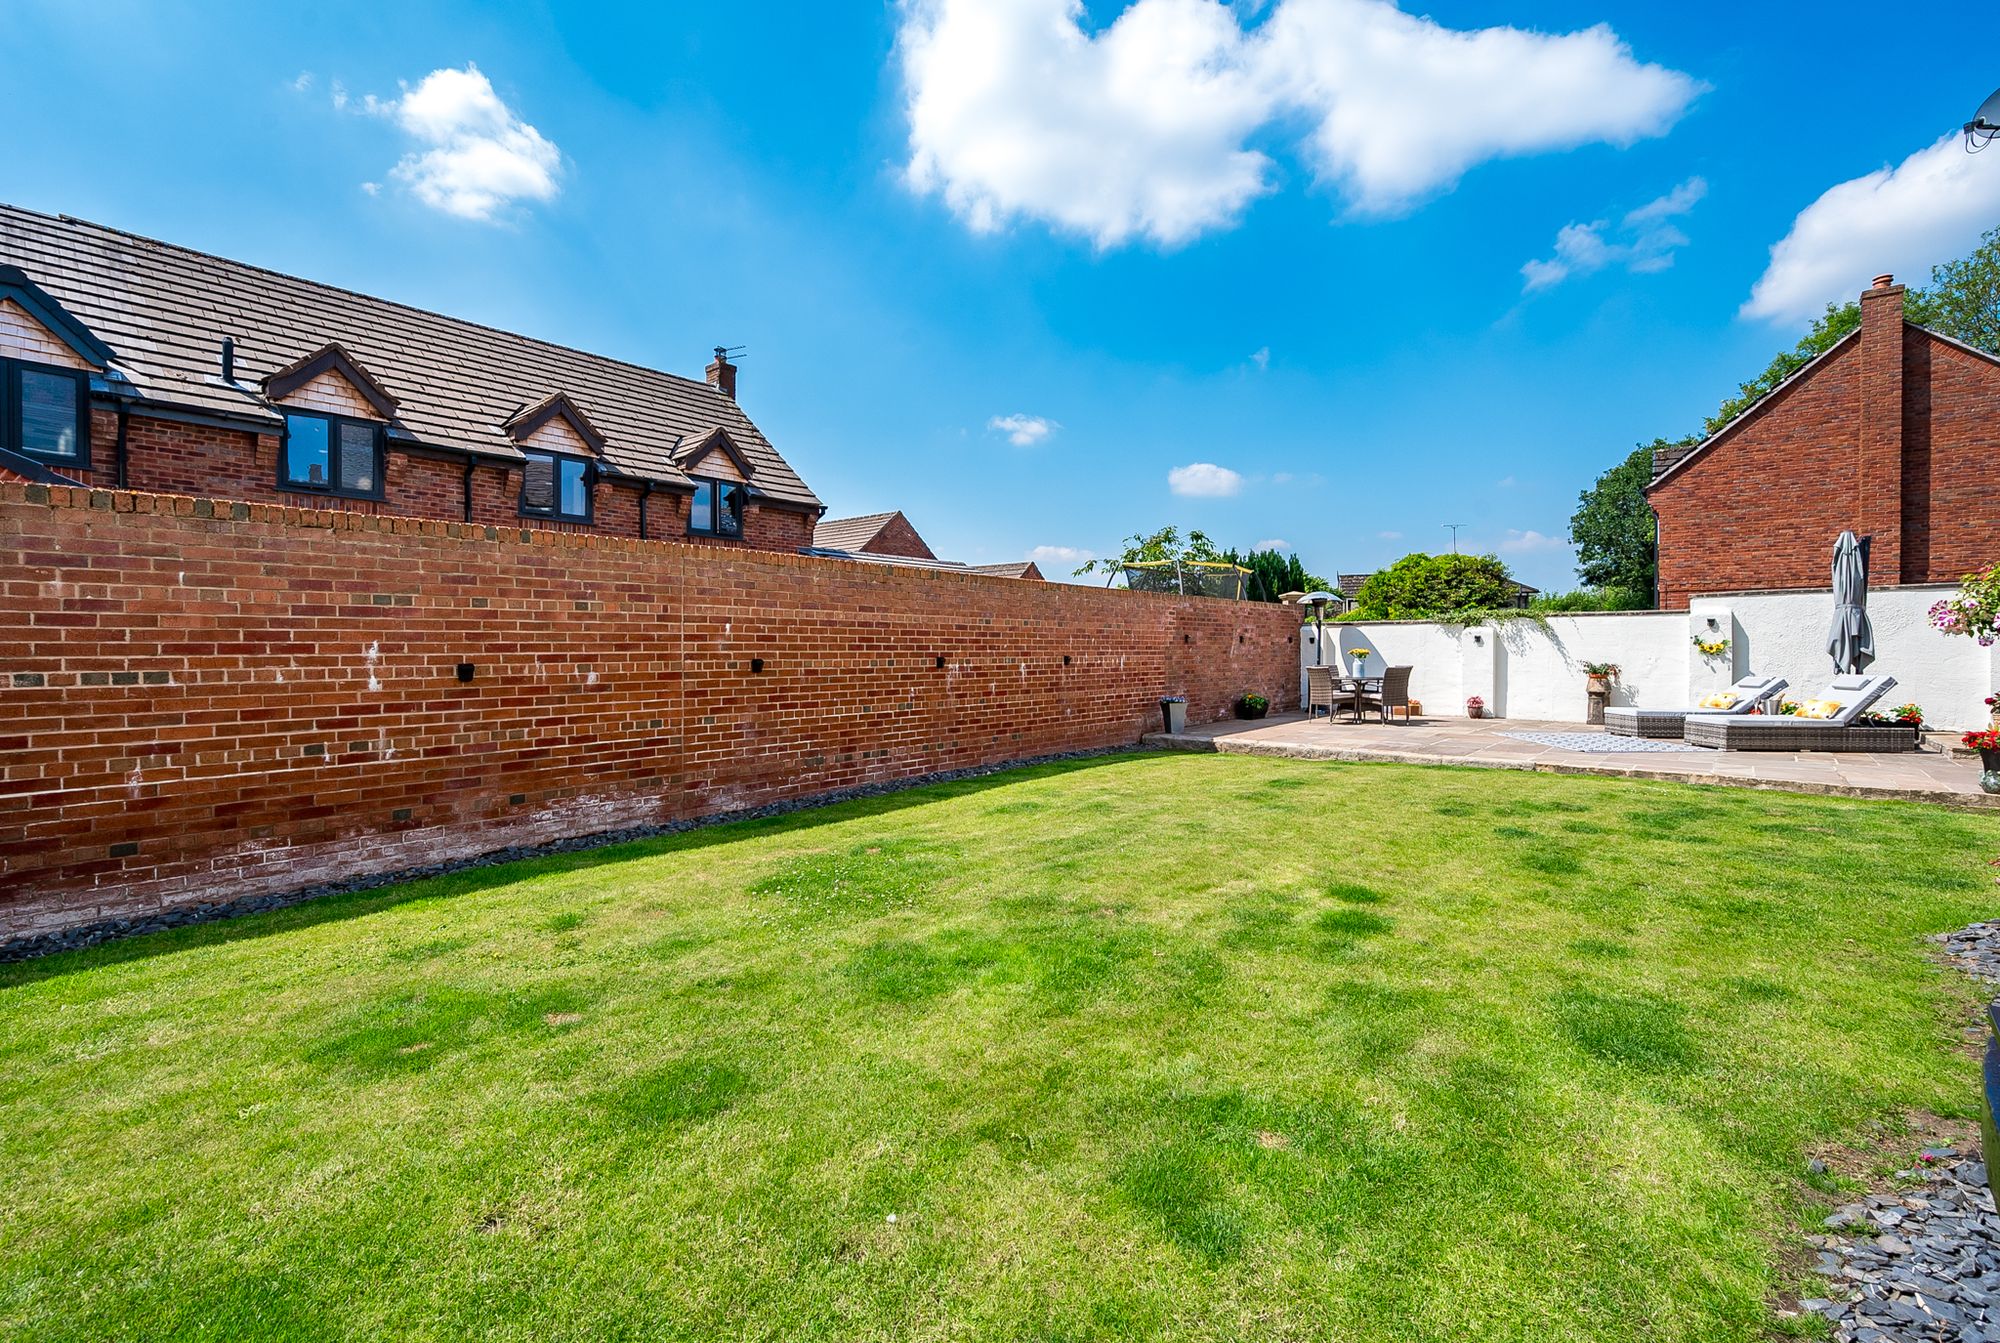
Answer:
[0,203,821,508]
[965,561,1044,580]
[813,512,908,552]
[799,546,1043,580]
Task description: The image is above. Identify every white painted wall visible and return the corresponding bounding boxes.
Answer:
[1302,584,1999,728]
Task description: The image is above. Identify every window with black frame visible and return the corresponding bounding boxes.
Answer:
[519,451,593,523]
[280,410,383,499]
[688,477,744,536]
[3,356,89,466]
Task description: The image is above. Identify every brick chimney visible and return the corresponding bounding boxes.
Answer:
[1857,273,1906,580]
[705,346,737,400]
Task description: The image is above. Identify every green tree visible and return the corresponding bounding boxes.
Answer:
[1220,547,1330,602]
[1073,526,1226,581]
[1347,553,1517,620]
[1568,442,1665,600]
[1920,225,2000,354]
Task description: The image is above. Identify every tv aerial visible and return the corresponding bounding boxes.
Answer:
[1965,85,2000,151]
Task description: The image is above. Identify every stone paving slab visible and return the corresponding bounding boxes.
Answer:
[1145,714,2000,809]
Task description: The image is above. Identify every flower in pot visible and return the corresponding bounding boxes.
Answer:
[1581,661,1619,694]
[1350,646,1372,675]
[1466,695,1485,719]
[1964,727,2000,794]
[1159,694,1187,735]
[1235,691,1270,720]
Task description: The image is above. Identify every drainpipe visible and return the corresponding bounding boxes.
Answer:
[639,480,652,540]
[461,457,475,523]
[113,407,130,489]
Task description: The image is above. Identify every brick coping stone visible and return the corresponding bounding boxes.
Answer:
[0,747,1135,964]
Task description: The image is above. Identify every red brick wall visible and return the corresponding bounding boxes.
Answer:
[1651,288,2000,608]
[42,410,812,553]
[0,482,1300,937]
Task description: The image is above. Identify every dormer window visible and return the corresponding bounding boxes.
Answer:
[689,477,744,537]
[4,357,90,466]
[280,410,383,499]
[520,451,593,523]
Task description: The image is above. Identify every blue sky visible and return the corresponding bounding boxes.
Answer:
[7,2,1998,589]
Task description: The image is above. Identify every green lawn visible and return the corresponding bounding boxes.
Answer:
[3,754,1997,1342]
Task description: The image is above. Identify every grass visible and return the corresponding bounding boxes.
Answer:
[2,753,1997,1341]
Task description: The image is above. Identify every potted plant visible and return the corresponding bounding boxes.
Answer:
[1581,661,1619,694]
[1160,695,1187,734]
[1350,646,1372,675]
[1235,691,1269,720]
[1989,694,1999,731]
[1859,703,1925,744]
[1465,695,1486,720]
[1965,727,2000,794]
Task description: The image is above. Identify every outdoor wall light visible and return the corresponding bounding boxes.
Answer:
[1706,617,1720,631]
[1062,654,1072,665]
[749,658,766,674]
[1472,634,1484,646]
[455,662,475,683]
[935,655,946,669]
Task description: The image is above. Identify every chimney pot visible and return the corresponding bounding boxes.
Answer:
[705,346,737,400]
[1872,273,1895,290]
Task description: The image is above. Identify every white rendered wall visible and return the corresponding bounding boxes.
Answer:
[1302,583,1998,728]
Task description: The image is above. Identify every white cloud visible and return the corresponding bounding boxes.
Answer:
[1028,544,1094,566]
[360,182,381,197]
[1252,538,1290,551]
[1743,133,2000,326]
[1497,528,1565,554]
[1167,462,1244,497]
[988,412,1059,446]
[897,0,1702,246]
[1495,474,1518,488]
[1376,529,1402,540]
[360,65,561,221]
[1521,176,1704,291]
[1250,346,1270,370]
[331,79,349,112]
[291,72,314,94]
[1624,175,1706,226]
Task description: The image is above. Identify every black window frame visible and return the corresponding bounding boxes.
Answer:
[277,408,386,501]
[3,356,91,468]
[517,449,596,524]
[687,475,745,538]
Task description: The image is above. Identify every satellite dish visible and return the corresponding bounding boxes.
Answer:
[1966,86,2000,151]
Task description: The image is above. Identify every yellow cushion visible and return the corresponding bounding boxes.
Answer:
[1697,693,1739,709]
[1798,699,1843,720]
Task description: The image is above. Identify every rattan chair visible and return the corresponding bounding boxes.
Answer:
[1357,665,1414,724]
[1305,666,1358,720]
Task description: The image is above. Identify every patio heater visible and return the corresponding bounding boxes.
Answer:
[1299,591,1337,666]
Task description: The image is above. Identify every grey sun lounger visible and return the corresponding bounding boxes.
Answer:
[1682,674,1906,752]
[1604,674,1789,739]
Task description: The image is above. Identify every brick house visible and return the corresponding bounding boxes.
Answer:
[1648,274,2000,609]
[809,509,1045,580]
[0,204,822,547]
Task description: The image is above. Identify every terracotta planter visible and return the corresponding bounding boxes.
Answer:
[1467,705,1485,720]
[1585,675,1610,695]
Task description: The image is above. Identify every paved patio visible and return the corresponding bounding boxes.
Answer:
[1144,712,2000,808]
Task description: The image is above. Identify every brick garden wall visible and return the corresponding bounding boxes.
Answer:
[0,482,1299,937]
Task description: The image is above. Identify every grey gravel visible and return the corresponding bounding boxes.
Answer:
[0,747,1134,963]
[1801,916,2000,1340]
[1804,1156,2000,1342]
[1934,922,2000,984]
